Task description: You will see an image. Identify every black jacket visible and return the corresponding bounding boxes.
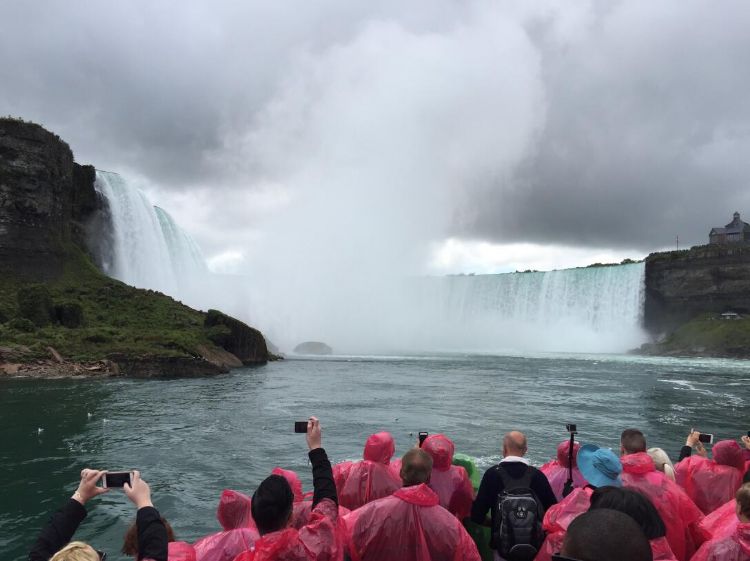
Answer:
[309,447,338,507]
[470,460,557,544]
[29,498,168,561]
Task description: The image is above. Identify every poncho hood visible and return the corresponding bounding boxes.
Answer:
[422,434,455,471]
[363,432,395,464]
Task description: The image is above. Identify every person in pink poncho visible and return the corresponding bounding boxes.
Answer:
[540,440,587,502]
[193,490,259,561]
[588,486,678,560]
[342,447,480,561]
[232,417,341,561]
[691,483,750,561]
[333,431,402,511]
[676,434,745,515]
[535,443,623,561]
[420,434,474,520]
[619,429,706,561]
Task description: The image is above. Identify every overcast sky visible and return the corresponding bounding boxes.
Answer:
[2,0,749,275]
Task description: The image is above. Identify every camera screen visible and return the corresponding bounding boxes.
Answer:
[698,433,713,444]
[105,472,131,488]
[294,421,308,433]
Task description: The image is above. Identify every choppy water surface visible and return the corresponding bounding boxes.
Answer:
[2,353,750,560]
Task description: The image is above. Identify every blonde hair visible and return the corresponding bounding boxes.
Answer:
[50,541,99,561]
[648,447,676,482]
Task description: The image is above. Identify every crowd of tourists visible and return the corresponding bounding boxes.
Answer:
[29,418,750,561]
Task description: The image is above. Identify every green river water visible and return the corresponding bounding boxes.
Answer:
[2,353,749,560]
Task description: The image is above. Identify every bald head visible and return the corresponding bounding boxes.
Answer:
[400,448,433,487]
[503,431,528,458]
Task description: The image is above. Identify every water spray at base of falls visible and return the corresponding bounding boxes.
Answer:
[92,171,648,356]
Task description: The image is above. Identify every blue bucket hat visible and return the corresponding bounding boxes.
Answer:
[577,444,623,488]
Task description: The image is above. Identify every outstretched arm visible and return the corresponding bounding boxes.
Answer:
[307,416,338,507]
[29,468,109,561]
[124,471,167,561]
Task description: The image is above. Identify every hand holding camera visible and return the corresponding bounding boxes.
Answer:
[306,417,322,451]
[72,468,110,505]
[124,470,153,509]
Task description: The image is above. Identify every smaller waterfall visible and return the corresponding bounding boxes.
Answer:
[93,171,206,297]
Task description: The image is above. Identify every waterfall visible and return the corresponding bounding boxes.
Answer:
[92,171,207,297]
[89,168,647,355]
[397,263,648,354]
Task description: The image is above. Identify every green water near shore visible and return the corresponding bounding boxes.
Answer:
[2,353,749,560]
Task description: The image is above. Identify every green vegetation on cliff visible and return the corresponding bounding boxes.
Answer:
[0,247,222,362]
[638,313,750,358]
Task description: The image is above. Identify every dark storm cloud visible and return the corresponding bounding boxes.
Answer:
[0,0,464,188]
[467,1,750,250]
[1,1,749,255]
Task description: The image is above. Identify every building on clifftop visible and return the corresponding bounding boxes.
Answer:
[709,212,750,244]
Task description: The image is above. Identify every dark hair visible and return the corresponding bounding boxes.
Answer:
[251,475,294,535]
[620,429,647,454]
[400,448,433,486]
[562,509,653,561]
[589,486,666,539]
[737,483,750,519]
[122,517,175,555]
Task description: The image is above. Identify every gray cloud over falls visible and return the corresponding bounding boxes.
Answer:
[2,0,750,259]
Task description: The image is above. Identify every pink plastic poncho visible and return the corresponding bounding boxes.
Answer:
[534,486,593,561]
[540,441,587,502]
[194,528,259,561]
[621,452,706,561]
[701,500,740,541]
[333,432,402,511]
[169,542,197,561]
[193,489,260,561]
[690,523,750,561]
[342,483,480,561]
[676,448,743,515]
[217,489,254,530]
[651,537,679,561]
[421,434,474,520]
[232,498,341,561]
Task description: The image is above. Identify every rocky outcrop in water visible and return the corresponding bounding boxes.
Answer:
[204,309,270,364]
[293,341,333,355]
[644,244,750,334]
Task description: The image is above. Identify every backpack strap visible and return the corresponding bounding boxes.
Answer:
[496,463,534,491]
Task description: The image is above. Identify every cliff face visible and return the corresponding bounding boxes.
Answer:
[0,118,272,375]
[0,119,100,279]
[644,244,750,334]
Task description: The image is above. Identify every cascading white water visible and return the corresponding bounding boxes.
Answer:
[92,168,647,354]
[399,263,647,353]
[93,171,207,298]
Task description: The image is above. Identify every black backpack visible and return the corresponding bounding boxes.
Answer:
[492,466,546,561]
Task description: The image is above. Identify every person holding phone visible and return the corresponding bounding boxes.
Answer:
[233,416,340,561]
[675,432,745,515]
[29,469,168,561]
[619,429,705,561]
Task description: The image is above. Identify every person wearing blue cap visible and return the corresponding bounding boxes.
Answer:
[534,444,623,561]
[577,444,623,488]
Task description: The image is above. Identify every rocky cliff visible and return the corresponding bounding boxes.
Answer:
[0,118,102,279]
[0,118,271,376]
[644,244,750,334]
